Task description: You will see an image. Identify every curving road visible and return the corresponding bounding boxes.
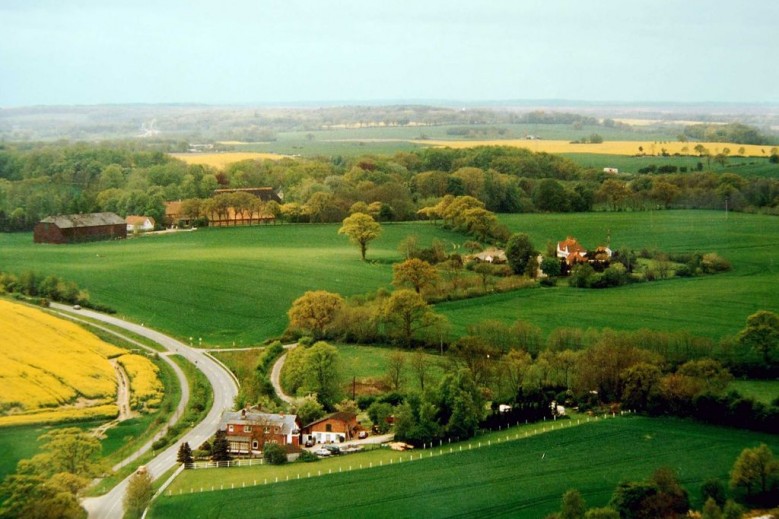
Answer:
[50,303,239,519]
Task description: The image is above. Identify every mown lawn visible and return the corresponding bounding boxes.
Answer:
[149,416,779,518]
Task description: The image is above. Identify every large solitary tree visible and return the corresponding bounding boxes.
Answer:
[338,212,382,261]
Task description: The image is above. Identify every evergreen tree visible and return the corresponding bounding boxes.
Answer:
[176,442,193,465]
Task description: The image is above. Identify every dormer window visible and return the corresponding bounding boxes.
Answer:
[228,424,234,432]
[245,425,252,432]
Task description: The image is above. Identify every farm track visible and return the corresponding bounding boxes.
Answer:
[49,304,238,519]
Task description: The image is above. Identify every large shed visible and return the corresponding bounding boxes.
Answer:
[34,212,127,244]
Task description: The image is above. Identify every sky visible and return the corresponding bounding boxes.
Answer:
[1,0,777,106]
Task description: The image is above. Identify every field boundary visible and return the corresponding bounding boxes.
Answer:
[162,412,628,497]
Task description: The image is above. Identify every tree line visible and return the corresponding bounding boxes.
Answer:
[3,141,777,232]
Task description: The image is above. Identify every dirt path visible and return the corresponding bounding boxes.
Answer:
[91,359,136,440]
[270,343,298,405]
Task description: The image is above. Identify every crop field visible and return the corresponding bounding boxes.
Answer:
[0,223,461,346]
[2,211,777,346]
[170,152,289,169]
[558,153,776,177]
[416,138,772,158]
[438,210,779,340]
[0,300,124,426]
[149,416,779,518]
[116,354,164,410]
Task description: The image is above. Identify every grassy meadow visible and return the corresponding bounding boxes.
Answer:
[2,211,777,346]
[149,416,779,518]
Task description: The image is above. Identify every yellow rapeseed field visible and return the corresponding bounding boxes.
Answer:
[170,152,289,169]
[414,139,770,157]
[116,354,164,410]
[0,300,156,427]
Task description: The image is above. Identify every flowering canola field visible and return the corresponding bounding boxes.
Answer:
[171,152,288,169]
[415,139,770,157]
[116,354,163,410]
[0,300,160,427]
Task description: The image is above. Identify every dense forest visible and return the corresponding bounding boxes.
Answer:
[1,141,778,232]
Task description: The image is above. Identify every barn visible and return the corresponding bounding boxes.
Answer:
[34,212,127,244]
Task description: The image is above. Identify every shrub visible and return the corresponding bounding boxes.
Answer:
[701,253,731,274]
[263,442,288,465]
[298,450,319,463]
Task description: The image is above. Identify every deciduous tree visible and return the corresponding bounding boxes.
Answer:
[287,290,345,339]
[738,310,779,365]
[392,258,439,294]
[505,233,536,276]
[730,443,778,500]
[383,289,435,347]
[338,212,382,261]
[124,469,153,519]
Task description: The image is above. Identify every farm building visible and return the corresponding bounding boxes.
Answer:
[213,187,282,203]
[34,212,127,244]
[126,215,156,233]
[218,409,301,455]
[472,248,507,264]
[301,412,359,444]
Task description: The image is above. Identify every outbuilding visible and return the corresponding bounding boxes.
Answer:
[34,212,127,244]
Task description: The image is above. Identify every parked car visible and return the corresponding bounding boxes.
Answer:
[313,448,331,457]
[323,444,341,455]
[72,304,81,310]
[358,431,368,439]
[304,439,315,447]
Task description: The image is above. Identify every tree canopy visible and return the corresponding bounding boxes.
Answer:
[338,212,382,261]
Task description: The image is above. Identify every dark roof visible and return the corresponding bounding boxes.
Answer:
[220,410,299,435]
[303,412,357,429]
[213,187,282,203]
[39,212,126,229]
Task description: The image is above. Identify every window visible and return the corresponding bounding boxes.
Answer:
[325,424,332,432]
[252,440,259,450]
[228,424,234,432]
[244,425,252,432]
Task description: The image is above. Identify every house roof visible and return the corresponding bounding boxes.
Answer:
[213,187,282,203]
[473,248,507,263]
[165,201,182,216]
[557,237,587,255]
[39,212,126,229]
[220,410,299,435]
[303,412,357,429]
[126,215,155,226]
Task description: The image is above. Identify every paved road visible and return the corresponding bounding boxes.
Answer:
[50,304,239,519]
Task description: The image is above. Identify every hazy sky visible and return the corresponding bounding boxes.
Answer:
[1,0,777,106]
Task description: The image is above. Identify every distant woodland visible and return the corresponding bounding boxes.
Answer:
[1,140,778,232]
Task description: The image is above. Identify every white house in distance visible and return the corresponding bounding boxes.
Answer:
[126,216,155,233]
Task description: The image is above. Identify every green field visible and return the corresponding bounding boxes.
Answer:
[0,222,461,346]
[337,344,448,395]
[149,416,779,518]
[231,123,679,157]
[729,380,779,405]
[561,153,777,177]
[1,211,777,346]
[439,210,779,340]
